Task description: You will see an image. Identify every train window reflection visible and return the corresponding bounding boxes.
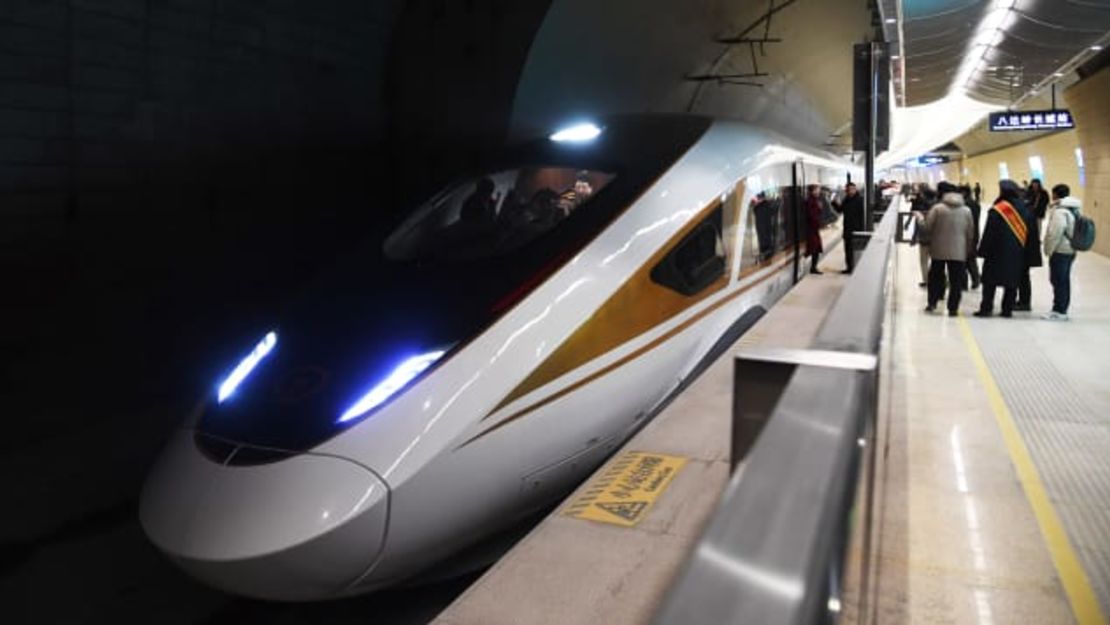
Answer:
[741,184,801,273]
[385,167,614,262]
[742,190,783,267]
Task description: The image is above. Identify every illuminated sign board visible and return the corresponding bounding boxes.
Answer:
[989,109,1075,132]
[917,154,950,166]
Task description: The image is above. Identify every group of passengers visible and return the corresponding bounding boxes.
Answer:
[907,178,1086,320]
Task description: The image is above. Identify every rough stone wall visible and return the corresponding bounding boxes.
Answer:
[0,0,402,425]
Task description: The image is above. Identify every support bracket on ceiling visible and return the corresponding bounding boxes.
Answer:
[686,71,769,88]
[684,0,799,100]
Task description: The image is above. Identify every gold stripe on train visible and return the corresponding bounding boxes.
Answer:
[457,252,794,449]
[483,180,746,421]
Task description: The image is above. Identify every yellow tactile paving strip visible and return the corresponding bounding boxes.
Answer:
[958,317,1107,625]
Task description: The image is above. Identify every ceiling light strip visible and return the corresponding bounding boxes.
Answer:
[953,0,1018,97]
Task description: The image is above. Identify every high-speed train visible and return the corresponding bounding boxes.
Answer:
[140,114,858,600]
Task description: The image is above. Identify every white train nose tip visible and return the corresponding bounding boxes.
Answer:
[140,430,389,600]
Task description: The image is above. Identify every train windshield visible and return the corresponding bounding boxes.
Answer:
[384,167,615,262]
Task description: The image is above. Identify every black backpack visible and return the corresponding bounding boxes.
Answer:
[1066,207,1096,252]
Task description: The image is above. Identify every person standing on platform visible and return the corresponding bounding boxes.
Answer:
[924,182,976,316]
[1042,184,1081,321]
[805,184,824,275]
[1026,179,1050,225]
[961,185,982,289]
[1015,185,1043,312]
[975,180,1029,318]
[832,182,864,274]
[911,187,936,288]
[974,182,982,204]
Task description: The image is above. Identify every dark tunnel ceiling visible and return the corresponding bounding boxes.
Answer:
[509,0,873,155]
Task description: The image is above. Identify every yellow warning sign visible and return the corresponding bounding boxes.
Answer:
[563,451,687,527]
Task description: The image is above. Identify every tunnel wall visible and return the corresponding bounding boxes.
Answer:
[1,0,399,288]
[1066,64,1110,257]
[1,0,401,435]
[937,129,1081,204]
[387,0,553,207]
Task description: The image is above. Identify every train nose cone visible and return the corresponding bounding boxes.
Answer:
[140,429,389,600]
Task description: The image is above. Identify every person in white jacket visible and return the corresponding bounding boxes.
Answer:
[1042,184,1080,320]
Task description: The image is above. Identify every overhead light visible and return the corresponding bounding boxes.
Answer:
[1054,72,1064,77]
[1092,45,1104,51]
[891,54,900,60]
[218,332,277,403]
[885,17,896,24]
[338,350,447,423]
[550,122,602,143]
[953,1,1017,90]
[974,28,1004,48]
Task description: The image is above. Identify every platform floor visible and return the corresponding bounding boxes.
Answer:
[863,242,1110,625]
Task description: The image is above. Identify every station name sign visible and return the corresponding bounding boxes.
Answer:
[989,109,1075,132]
[918,154,950,165]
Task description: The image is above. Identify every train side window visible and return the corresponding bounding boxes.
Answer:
[739,198,762,273]
[651,206,725,296]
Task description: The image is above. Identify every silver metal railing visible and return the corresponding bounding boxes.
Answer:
[652,196,902,625]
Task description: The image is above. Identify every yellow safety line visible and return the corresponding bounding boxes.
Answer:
[957,316,1108,625]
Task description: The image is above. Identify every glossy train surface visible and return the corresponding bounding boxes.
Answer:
[140,115,858,600]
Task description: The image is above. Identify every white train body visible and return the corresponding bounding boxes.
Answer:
[140,115,857,600]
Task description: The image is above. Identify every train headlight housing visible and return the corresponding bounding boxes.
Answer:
[338,350,446,424]
[549,122,602,143]
[217,331,277,403]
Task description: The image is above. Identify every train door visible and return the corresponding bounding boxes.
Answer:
[792,160,805,283]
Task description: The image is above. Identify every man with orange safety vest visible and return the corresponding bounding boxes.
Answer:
[974,180,1032,318]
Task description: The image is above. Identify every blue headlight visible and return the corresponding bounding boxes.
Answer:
[217,331,277,403]
[338,350,446,424]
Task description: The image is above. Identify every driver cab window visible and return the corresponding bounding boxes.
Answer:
[384,167,615,262]
[651,205,726,296]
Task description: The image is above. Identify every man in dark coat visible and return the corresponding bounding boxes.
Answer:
[975,180,1030,318]
[805,185,824,275]
[833,182,865,274]
[1026,178,1050,221]
[1015,180,1045,311]
[961,185,982,289]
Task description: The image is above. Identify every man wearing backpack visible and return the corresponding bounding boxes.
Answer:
[1042,184,1084,320]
